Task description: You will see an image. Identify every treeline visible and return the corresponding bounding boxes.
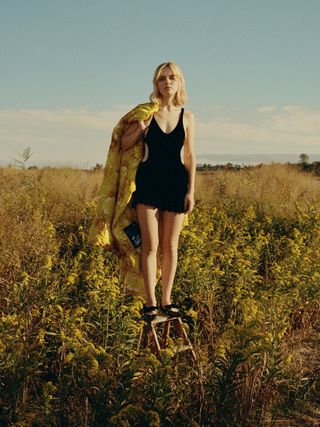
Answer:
[22,162,320,176]
[297,160,320,176]
[197,160,320,176]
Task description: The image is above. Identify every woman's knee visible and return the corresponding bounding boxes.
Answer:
[161,239,179,255]
[136,204,161,253]
[142,238,159,254]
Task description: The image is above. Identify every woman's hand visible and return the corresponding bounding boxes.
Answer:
[120,118,152,151]
[138,117,152,136]
[184,191,195,213]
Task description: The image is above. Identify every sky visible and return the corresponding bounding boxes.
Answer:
[1,0,319,168]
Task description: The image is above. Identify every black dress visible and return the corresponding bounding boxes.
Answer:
[131,107,189,213]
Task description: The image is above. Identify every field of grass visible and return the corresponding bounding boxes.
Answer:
[0,163,320,426]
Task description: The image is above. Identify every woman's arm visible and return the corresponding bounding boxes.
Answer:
[120,122,143,152]
[120,118,151,152]
[184,111,196,195]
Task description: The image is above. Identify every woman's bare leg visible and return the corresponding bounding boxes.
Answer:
[136,203,161,313]
[161,211,186,307]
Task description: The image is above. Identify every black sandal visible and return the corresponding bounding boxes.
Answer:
[160,303,181,317]
[141,304,158,321]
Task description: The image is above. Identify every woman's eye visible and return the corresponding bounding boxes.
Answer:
[158,75,177,81]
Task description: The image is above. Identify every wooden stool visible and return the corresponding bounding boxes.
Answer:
[138,312,197,361]
[137,312,205,422]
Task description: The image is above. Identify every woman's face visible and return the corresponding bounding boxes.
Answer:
[156,66,180,99]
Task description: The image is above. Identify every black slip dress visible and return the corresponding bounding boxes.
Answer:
[131,107,189,213]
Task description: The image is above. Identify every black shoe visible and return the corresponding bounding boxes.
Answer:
[141,304,158,321]
[160,303,181,317]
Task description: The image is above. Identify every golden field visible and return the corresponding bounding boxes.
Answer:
[0,163,320,426]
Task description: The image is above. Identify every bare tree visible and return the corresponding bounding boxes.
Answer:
[10,147,33,169]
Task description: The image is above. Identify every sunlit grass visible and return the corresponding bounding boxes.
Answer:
[0,164,319,426]
[196,163,320,218]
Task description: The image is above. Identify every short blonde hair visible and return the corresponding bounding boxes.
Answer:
[149,61,188,106]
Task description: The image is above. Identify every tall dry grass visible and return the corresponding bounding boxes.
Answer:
[0,167,101,283]
[1,164,320,426]
[1,162,320,306]
[196,163,320,218]
[1,163,319,283]
[0,166,102,224]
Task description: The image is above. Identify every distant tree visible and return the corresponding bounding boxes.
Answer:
[92,163,103,171]
[299,153,309,164]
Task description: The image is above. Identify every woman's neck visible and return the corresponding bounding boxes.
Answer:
[159,94,178,111]
[159,103,180,112]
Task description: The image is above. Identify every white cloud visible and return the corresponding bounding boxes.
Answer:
[0,105,319,167]
[257,106,276,113]
[197,106,320,153]
[0,108,128,167]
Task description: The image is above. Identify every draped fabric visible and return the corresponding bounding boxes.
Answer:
[87,101,189,297]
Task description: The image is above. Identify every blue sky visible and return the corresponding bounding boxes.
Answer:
[1,0,320,167]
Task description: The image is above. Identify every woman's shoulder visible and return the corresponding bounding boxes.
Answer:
[183,109,195,127]
[120,102,159,125]
[131,101,160,119]
[183,108,194,116]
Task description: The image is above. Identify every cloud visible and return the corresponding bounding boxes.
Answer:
[257,106,276,113]
[197,106,320,153]
[0,108,128,167]
[0,108,123,131]
[0,105,319,167]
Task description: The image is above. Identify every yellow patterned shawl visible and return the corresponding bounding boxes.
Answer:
[87,101,189,297]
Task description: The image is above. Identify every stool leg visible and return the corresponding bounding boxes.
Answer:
[140,323,154,350]
[141,323,151,349]
[149,323,162,359]
[173,318,198,362]
[162,320,171,348]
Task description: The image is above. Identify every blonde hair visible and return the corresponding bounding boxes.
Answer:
[149,61,188,106]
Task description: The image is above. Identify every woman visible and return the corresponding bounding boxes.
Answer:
[120,62,196,321]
